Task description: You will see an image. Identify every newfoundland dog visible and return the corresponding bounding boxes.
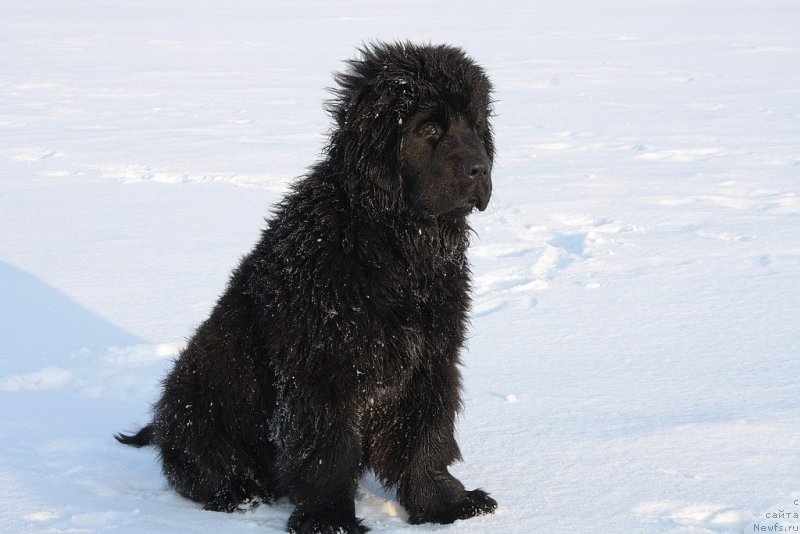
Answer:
[117,42,496,533]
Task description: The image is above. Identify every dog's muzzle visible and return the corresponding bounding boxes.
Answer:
[466,156,492,211]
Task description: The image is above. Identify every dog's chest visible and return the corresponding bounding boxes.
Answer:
[358,275,458,389]
[349,221,469,400]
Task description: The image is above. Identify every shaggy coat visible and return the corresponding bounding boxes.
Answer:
[117,42,496,533]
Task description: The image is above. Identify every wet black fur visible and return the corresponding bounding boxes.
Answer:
[116,42,497,533]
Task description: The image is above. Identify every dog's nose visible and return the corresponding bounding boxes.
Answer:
[463,155,492,211]
[468,160,490,180]
[474,179,492,211]
[470,162,492,211]
[464,157,489,181]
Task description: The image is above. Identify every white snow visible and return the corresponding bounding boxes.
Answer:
[1,1,799,533]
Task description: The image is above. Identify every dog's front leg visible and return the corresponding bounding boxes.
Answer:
[276,399,367,534]
[395,410,497,525]
[368,358,497,526]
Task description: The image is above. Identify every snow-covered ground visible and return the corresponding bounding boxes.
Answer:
[2,1,799,532]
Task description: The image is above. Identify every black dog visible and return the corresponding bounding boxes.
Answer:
[117,42,496,533]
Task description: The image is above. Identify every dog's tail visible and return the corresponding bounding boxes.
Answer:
[114,424,154,448]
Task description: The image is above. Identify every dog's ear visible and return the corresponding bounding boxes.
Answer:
[326,58,408,213]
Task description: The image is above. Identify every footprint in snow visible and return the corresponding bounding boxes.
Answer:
[633,500,752,532]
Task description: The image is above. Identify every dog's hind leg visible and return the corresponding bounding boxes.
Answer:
[159,442,276,512]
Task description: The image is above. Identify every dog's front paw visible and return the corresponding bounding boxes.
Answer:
[462,489,498,518]
[288,507,369,534]
[408,489,497,525]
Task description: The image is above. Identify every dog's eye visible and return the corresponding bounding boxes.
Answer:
[420,123,440,138]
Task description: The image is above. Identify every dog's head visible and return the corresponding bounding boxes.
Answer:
[326,42,494,217]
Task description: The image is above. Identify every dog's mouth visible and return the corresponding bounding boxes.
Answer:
[472,194,489,212]
[441,193,490,217]
[442,204,477,218]
[415,189,490,218]
[463,188,491,213]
